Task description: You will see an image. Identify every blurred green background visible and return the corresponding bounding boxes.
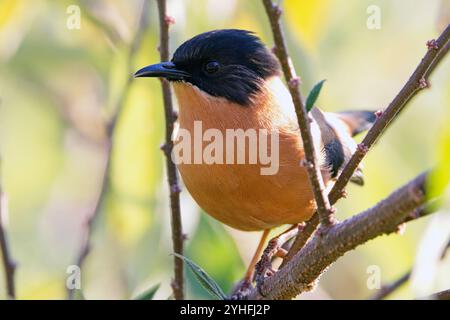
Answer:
[0,0,449,300]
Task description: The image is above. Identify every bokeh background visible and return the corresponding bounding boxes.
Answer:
[0,0,449,300]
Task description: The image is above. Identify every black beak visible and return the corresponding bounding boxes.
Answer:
[134,62,190,80]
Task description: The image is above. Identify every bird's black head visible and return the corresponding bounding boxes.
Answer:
[135,29,280,106]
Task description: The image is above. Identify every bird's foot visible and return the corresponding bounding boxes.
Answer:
[254,225,301,287]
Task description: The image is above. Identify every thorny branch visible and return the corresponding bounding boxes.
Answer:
[253,1,450,299]
[68,0,150,299]
[156,0,185,300]
[262,0,335,227]
[0,163,16,299]
[328,24,450,205]
[248,172,430,299]
[280,20,450,268]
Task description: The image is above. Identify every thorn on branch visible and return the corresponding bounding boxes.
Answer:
[418,77,429,89]
[340,189,348,198]
[426,39,439,50]
[164,15,176,26]
[326,207,339,224]
[410,183,425,203]
[396,223,406,235]
[171,183,182,194]
[357,143,369,154]
[375,109,384,118]
[300,159,314,168]
[272,4,283,18]
[408,207,421,220]
[288,77,301,88]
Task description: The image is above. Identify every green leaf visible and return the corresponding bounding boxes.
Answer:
[173,253,227,300]
[133,283,160,300]
[305,79,326,112]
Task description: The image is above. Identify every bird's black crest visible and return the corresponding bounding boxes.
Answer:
[171,29,280,106]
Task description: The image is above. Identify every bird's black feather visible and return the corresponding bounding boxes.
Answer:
[170,29,280,106]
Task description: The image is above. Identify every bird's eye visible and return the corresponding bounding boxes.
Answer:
[204,61,220,74]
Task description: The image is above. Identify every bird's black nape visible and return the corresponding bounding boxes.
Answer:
[170,29,280,106]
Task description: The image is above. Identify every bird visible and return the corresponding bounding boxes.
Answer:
[135,29,376,291]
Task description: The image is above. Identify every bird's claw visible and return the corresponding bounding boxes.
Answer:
[254,226,300,287]
[255,240,284,286]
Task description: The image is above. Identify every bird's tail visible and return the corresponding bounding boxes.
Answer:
[335,110,377,137]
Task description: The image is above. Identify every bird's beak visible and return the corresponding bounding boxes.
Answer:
[134,62,190,80]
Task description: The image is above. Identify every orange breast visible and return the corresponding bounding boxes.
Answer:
[172,78,325,231]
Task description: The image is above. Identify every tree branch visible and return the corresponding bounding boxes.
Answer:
[328,24,450,205]
[67,0,150,299]
[156,0,185,300]
[248,171,431,299]
[262,0,335,227]
[370,271,412,300]
[282,24,450,267]
[0,165,16,299]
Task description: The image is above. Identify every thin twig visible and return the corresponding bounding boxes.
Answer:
[156,0,185,300]
[328,24,450,205]
[370,271,412,300]
[0,164,16,299]
[262,0,334,227]
[282,24,450,267]
[67,0,150,299]
[248,171,431,299]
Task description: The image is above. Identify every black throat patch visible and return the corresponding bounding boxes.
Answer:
[170,29,280,106]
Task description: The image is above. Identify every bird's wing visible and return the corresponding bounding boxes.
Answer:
[311,108,375,185]
[310,108,347,180]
